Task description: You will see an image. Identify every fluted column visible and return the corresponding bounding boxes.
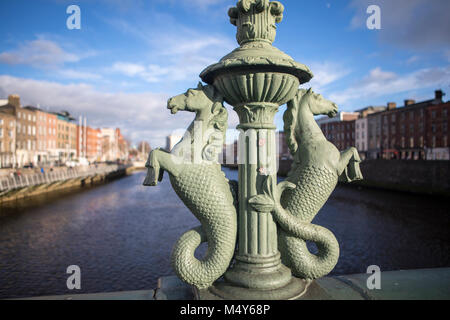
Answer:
[216,104,292,291]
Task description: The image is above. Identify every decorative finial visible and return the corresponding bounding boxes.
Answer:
[228,0,284,46]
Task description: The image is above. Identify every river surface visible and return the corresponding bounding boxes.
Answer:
[0,168,449,299]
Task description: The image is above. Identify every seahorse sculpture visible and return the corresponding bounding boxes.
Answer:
[273,88,363,280]
[143,83,238,290]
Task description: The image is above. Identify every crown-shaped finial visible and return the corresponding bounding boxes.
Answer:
[228,0,284,46]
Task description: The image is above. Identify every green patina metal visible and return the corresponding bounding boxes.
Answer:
[143,0,363,300]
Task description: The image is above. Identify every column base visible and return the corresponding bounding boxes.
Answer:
[193,277,311,300]
[223,254,293,290]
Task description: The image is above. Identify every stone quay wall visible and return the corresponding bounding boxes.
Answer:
[278,159,450,196]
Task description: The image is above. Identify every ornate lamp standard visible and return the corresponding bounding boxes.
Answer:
[196,0,313,300]
[145,0,362,300]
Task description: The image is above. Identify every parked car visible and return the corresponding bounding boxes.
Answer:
[65,158,90,168]
[23,162,34,169]
[65,161,77,168]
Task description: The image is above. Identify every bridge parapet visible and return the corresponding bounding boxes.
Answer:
[0,164,128,196]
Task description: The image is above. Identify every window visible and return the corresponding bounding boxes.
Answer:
[432,111,436,119]
[444,109,448,118]
[444,136,448,147]
[0,128,2,137]
[444,123,448,133]
[0,119,3,125]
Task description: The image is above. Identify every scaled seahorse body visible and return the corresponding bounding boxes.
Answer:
[169,164,237,289]
[143,83,237,289]
[277,165,340,279]
[273,88,362,280]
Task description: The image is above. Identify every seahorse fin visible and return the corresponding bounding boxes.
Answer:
[339,160,363,183]
[143,150,165,186]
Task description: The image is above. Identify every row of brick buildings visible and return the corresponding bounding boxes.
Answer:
[318,90,449,160]
[0,94,129,168]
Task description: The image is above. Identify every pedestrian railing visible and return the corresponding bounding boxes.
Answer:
[0,165,122,193]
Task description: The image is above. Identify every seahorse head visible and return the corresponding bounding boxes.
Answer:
[168,83,228,162]
[284,89,337,154]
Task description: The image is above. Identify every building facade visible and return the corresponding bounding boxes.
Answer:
[56,112,77,163]
[0,95,37,166]
[77,124,102,162]
[0,112,16,168]
[46,112,58,163]
[426,100,450,160]
[318,112,359,151]
[316,90,448,161]
[355,117,368,159]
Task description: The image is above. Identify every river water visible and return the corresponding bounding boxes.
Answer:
[0,168,449,299]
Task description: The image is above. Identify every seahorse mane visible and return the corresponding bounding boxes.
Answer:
[202,85,228,137]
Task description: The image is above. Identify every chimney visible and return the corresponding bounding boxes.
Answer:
[8,94,20,108]
[435,90,444,101]
[387,102,396,110]
[404,99,415,106]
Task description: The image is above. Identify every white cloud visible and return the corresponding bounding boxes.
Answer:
[108,34,235,83]
[0,39,80,68]
[308,61,350,90]
[111,62,146,77]
[329,66,450,105]
[57,69,102,80]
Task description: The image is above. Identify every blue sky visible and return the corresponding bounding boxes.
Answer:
[0,0,449,147]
